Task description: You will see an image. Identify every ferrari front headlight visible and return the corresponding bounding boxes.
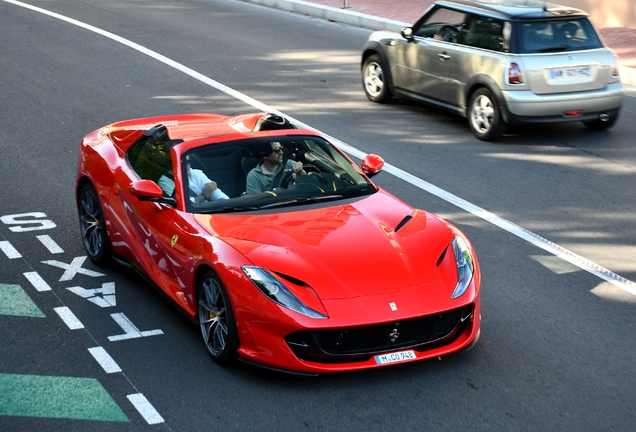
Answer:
[242,266,327,319]
[450,236,474,299]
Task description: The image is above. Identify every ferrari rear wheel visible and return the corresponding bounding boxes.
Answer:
[79,182,112,264]
[198,271,239,365]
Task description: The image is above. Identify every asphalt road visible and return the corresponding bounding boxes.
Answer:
[1,0,635,430]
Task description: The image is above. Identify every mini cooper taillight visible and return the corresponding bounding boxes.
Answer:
[507,62,525,85]
[610,55,620,80]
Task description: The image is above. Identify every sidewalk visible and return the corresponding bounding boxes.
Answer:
[239,0,636,86]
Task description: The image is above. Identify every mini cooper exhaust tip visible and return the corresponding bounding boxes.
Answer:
[599,113,610,122]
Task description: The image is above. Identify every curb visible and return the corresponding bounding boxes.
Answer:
[238,0,405,31]
[237,0,636,87]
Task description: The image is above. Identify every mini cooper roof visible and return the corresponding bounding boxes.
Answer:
[433,0,589,21]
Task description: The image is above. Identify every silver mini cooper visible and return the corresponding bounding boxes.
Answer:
[361,0,623,141]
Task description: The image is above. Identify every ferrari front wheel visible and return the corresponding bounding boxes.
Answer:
[79,182,112,264]
[198,271,239,365]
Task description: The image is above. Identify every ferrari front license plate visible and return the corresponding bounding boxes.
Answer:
[374,350,416,365]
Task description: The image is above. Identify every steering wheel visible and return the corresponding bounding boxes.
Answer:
[438,25,459,43]
[303,164,320,174]
[279,164,321,189]
[278,169,294,189]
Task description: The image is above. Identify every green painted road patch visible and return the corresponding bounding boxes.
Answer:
[0,284,45,317]
[0,374,129,422]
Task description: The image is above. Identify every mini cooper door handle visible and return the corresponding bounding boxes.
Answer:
[438,53,451,60]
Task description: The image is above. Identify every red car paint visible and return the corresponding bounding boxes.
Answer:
[76,112,481,374]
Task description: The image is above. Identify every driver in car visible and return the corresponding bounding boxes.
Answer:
[246,141,306,193]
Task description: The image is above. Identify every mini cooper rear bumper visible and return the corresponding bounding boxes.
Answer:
[501,83,623,124]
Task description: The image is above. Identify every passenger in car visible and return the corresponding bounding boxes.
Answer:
[158,155,229,202]
[246,141,306,193]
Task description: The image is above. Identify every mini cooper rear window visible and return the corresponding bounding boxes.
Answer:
[513,18,603,53]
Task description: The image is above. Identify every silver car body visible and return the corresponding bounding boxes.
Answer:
[361,0,623,140]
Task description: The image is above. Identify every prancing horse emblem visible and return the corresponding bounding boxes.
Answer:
[389,328,399,343]
[171,234,179,248]
[389,302,397,311]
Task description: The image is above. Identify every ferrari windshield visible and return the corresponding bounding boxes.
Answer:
[180,135,377,214]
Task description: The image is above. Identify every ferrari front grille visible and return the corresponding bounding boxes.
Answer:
[285,305,472,364]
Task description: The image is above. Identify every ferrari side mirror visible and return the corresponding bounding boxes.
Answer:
[361,154,385,178]
[129,180,176,206]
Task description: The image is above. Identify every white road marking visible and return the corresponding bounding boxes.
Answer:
[0,241,22,259]
[42,256,105,281]
[127,393,165,425]
[53,306,85,330]
[108,313,164,342]
[88,346,122,373]
[23,271,52,292]
[36,234,64,254]
[67,282,117,307]
[0,212,56,232]
[4,0,635,296]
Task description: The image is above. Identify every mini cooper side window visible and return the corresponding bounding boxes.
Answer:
[413,7,468,43]
[463,15,505,51]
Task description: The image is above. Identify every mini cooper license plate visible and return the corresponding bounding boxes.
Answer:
[550,66,590,79]
[374,350,416,365]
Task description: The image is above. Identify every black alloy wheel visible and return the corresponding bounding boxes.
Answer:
[198,271,239,365]
[79,182,112,264]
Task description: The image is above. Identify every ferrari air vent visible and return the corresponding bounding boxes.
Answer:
[272,271,309,287]
[436,245,449,267]
[394,215,413,233]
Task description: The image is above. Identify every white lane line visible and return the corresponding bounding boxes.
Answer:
[23,271,53,292]
[381,165,636,296]
[36,234,64,254]
[53,306,85,330]
[0,240,22,259]
[88,346,122,373]
[127,393,165,425]
[5,0,635,296]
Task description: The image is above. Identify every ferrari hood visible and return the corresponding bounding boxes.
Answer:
[194,192,455,300]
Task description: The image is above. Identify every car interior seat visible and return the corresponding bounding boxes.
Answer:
[464,18,502,51]
[555,22,579,45]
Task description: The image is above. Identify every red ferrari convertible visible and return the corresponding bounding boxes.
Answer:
[76,112,481,374]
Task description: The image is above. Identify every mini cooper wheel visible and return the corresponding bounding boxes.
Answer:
[78,182,112,264]
[468,88,505,141]
[362,54,392,103]
[198,271,239,365]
